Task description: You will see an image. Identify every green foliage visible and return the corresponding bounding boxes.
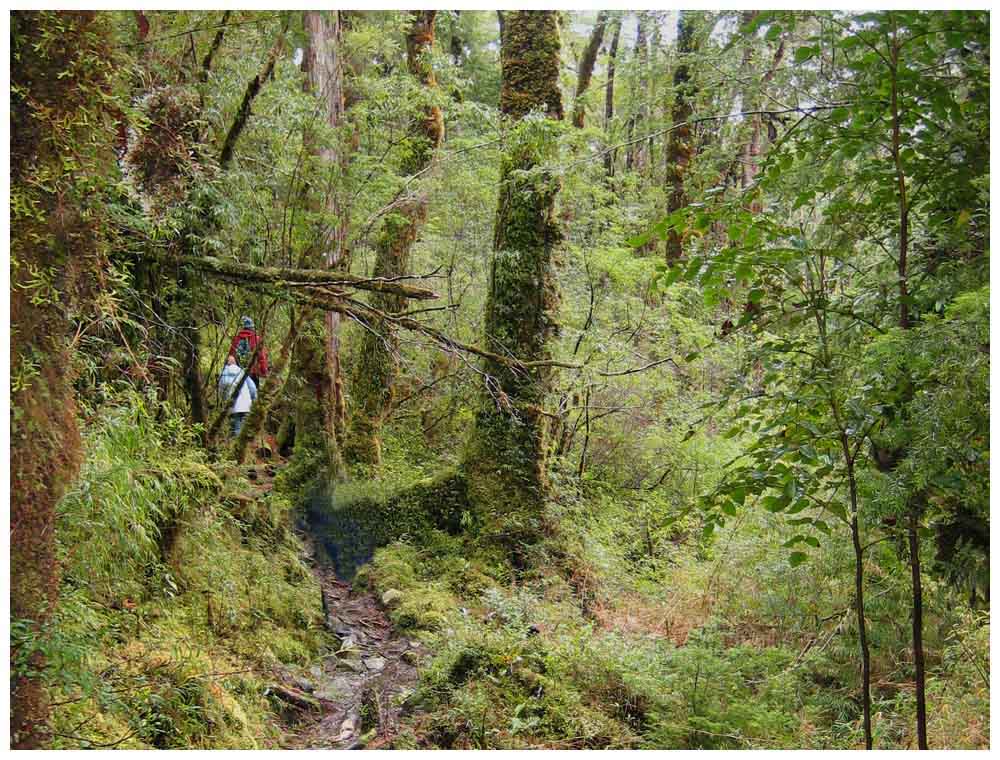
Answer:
[57,391,218,603]
[14,9,989,751]
[367,539,845,749]
[41,392,328,748]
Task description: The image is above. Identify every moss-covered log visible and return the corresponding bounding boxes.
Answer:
[346,10,444,466]
[463,11,564,549]
[156,251,438,301]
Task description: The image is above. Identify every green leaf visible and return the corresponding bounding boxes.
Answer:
[762,495,786,512]
[793,46,817,63]
[684,256,703,280]
[826,502,849,522]
[788,551,808,567]
[627,231,651,248]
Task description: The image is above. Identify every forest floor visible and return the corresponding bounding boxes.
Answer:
[241,453,423,749]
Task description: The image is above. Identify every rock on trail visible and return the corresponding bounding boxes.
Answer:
[282,542,423,749]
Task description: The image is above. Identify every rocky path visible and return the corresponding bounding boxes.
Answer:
[275,543,422,749]
[241,456,423,749]
[282,555,424,749]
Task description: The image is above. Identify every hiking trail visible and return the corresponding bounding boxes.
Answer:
[242,454,423,749]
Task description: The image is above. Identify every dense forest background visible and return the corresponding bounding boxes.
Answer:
[10,9,989,749]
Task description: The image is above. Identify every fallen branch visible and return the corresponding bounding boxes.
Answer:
[248,280,682,379]
[154,251,439,300]
[266,683,321,712]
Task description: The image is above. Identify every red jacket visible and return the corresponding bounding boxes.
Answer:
[228,329,269,377]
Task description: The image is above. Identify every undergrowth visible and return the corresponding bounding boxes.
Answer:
[24,391,330,749]
[357,468,989,749]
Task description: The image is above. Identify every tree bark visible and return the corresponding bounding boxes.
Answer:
[10,10,113,747]
[850,500,874,750]
[626,13,650,172]
[463,10,564,552]
[291,10,358,478]
[889,28,927,748]
[908,502,928,749]
[572,11,608,128]
[665,11,699,261]
[603,16,623,177]
[346,10,444,466]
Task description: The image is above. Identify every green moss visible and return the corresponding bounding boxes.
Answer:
[47,396,331,749]
[306,470,469,578]
[500,12,564,120]
[462,12,565,545]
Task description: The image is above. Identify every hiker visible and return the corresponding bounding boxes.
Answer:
[228,316,269,387]
[219,354,257,437]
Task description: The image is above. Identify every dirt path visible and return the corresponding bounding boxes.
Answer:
[240,456,422,749]
[281,549,423,749]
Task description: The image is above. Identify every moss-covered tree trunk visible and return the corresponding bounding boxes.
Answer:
[10,11,114,747]
[463,10,564,549]
[290,9,351,478]
[572,11,608,129]
[346,10,443,466]
[625,12,650,173]
[665,11,698,261]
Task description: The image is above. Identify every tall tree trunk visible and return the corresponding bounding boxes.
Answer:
[626,12,650,172]
[10,11,113,747]
[647,11,664,165]
[850,496,874,749]
[908,500,928,749]
[738,12,785,212]
[572,11,608,128]
[296,9,351,477]
[464,10,564,553]
[665,11,699,261]
[346,10,444,466]
[448,10,464,64]
[603,16,622,178]
[888,29,927,748]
